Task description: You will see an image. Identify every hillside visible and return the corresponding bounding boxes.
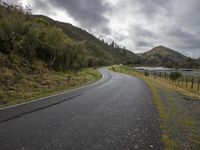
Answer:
[140,46,200,68]
[0,3,140,72]
[37,15,140,66]
[141,46,187,65]
[0,3,140,105]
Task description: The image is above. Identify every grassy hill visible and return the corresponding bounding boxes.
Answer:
[141,46,187,66]
[140,46,199,68]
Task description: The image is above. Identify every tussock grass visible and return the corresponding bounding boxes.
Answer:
[0,53,102,108]
[0,68,101,108]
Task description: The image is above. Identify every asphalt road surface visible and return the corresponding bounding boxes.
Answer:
[0,68,163,150]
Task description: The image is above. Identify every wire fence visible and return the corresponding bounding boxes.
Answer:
[148,72,200,92]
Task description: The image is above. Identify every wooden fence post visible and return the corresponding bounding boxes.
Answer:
[182,77,184,86]
[198,79,200,92]
[191,77,194,89]
[178,78,180,85]
[186,77,188,88]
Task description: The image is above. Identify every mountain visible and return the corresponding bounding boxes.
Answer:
[141,46,187,66]
[140,46,200,68]
[37,15,140,66]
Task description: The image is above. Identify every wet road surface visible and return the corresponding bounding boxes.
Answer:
[0,68,163,150]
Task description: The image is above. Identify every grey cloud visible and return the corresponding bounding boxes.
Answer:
[101,27,111,34]
[126,0,200,57]
[136,40,153,47]
[3,0,21,5]
[174,0,200,28]
[33,0,110,28]
[31,0,55,15]
[127,25,158,50]
[4,0,200,57]
[130,0,173,18]
[162,24,200,53]
[133,25,157,38]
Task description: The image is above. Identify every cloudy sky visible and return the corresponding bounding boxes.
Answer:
[4,0,200,58]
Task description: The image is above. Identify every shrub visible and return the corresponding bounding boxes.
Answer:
[144,71,150,76]
[112,67,115,71]
[169,71,182,81]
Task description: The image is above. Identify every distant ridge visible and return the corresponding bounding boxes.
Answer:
[141,46,187,66]
[139,46,200,68]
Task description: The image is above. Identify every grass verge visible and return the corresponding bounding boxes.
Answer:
[110,65,200,150]
[0,67,102,108]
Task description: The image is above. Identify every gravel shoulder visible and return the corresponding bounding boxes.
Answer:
[111,66,200,149]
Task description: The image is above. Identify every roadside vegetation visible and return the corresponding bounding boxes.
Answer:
[0,2,140,71]
[0,4,89,71]
[0,3,104,108]
[0,3,139,107]
[110,65,200,150]
[0,52,101,108]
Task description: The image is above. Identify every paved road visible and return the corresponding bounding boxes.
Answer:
[0,68,163,150]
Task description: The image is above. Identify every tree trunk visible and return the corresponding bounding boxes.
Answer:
[49,50,57,69]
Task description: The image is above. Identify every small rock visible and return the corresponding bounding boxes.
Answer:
[134,145,139,149]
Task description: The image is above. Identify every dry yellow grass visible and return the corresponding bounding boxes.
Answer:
[0,68,102,108]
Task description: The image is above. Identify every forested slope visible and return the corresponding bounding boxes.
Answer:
[0,3,139,73]
[37,15,140,66]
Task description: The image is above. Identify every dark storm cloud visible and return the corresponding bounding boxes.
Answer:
[33,0,110,28]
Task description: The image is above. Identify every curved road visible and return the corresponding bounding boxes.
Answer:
[0,68,163,150]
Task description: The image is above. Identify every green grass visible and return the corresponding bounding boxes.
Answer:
[110,65,200,150]
[0,67,102,108]
[0,52,102,108]
[157,74,200,95]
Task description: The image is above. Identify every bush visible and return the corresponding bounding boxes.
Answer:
[144,71,150,76]
[169,72,182,81]
[112,67,115,71]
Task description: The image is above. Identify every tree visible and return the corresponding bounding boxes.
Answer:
[44,26,66,68]
[0,4,30,55]
[110,41,114,47]
[65,41,85,70]
[21,26,39,58]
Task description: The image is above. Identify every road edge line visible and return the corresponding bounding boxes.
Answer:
[0,68,105,111]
